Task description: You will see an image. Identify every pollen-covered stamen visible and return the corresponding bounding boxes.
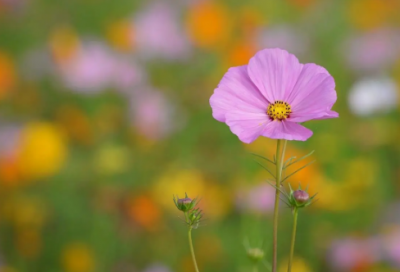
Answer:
[267,100,292,121]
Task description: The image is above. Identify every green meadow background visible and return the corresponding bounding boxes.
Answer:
[0,0,400,271]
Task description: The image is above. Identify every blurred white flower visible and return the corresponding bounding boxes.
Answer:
[133,1,191,61]
[348,76,399,116]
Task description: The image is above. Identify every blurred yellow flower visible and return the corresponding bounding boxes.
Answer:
[49,25,80,64]
[152,168,232,219]
[106,19,133,52]
[17,122,68,180]
[243,136,277,155]
[186,2,232,49]
[0,51,16,99]
[93,144,130,175]
[348,0,398,30]
[62,243,95,272]
[316,158,377,211]
[152,169,206,211]
[200,182,232,219]
[279,256,312,272]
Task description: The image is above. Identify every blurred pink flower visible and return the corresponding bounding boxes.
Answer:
[58,42,116,93]
[130,88,184,140]
[257,25,309,57]
[236,183,275,214]
[113,59,146,93]
[58,42,144,93]
[328,237,381,270]
[0,125,21,157]
[342,29,400,73]
[133,1,191,60]
[210,48,338,143]
[382,227,400,267]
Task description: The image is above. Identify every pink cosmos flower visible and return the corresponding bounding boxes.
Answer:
[210,48,338,143]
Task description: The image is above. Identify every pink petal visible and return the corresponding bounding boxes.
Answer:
[247,48,303,103]
[210,65,268,122]
[286,63,337,122]
[262,121,313,141]
[313,110,339,120]
[225,111,270,144]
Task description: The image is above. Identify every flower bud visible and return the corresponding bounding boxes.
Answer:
[173,194,197,212]
[178,198,192,205]
[286,184,316,209]
[247,248,264,262]
[293,190,309,204]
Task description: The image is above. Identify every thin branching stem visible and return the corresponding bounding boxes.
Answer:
[284,150,314,169]
[251,153,276,165]
[254,160,276,179]
[281,161,315,184]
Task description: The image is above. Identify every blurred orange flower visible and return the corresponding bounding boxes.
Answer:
[62,243,95,272]
[186,1,232,49]
[49,26,80,64]
[348,0,399,30]
[106,19,134,52]
[127,195,161,230]
[0,155,20,187]
[0,51,16,99]
[225,42,257,67]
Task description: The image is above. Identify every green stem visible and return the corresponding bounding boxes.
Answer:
[253,264,259,272]
[188,227,200,272]
[272,139,287,272]
[287,208,298,272]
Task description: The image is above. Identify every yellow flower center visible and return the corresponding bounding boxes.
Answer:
[267,100,292,121]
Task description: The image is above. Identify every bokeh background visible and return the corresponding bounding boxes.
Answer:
[0,0,400,271]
